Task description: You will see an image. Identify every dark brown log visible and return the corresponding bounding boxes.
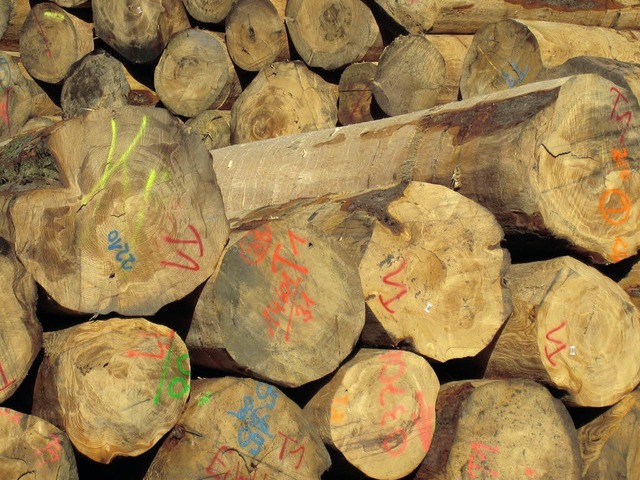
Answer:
[154,29,240,117]
[211,73,640,264]
[19,2,93,84]
[285,0,383,70]
[230,61,338,144]
[0,407,78,479]
[32,318,191,464]
[186,221,364,387]
[145,377,331,479]
[460,19,640,99]
[304,348,439,479]
[225,0,290,72]
[485,256,640,407]
[7,106,229,315]
[414,379,582,480]
[92,0,190,64]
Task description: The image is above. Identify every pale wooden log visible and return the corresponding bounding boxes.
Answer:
[0,239,42,403]
[32,318,191,464]
[285,0,383,70]
[0,408,78,479]
[304,348,439,479]
[460,19,640,99]
[338,61,377,125]
[19,2,94,84]
[485,256,640,407]
[145,377,331,479]
[93,0,190,64]
[8,106,229,316]
[52,0,90,7]
[61,51,130,119]
[0,52,34,141]
[185,110,231,150]
[212,74,640,264]
[620,259,640,311]
[578,389,640,479]
[370,0,640,34]
[18,115,59,135]
[414,379,581,480]
[186,221,364,387]
[0,0,30,53]
[225,0,290,72]
[230,61,338,144]
[15,58,61,117]
[154,29,240,117]
[373,34,470,116]
[181,0,235,23]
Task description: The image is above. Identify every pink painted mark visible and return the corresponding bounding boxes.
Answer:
[0,408,23,425]
[467,442,500,479]
[277,432,305,470]
[0,359,16,392]
[544,320,568,367]
[0,87,10,127]
[160,225,203,271]
[238,224,272,265]
[35,434,62,465]
[378,259,408,314]
[32,12,54,59]
[206,445,268,479]
[610,86,632,144]
[126,331,174,359]
[412,390,434,452]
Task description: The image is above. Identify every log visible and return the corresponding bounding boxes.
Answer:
[484,256,640,407]
[0,0,30,53]
[92,0,190,64]
[414,379,582,480]
[186,221,364,387]
[211,73,640,264]
[303,348,439,479]
[7,105,229,315]
[338,61,377,125]
[52,0,90,7]
[620,259,640,311]
[285,0,383,70]
[144,377,331,479]
[61,50,130,119]
[32,318,191,464]
[372,34,471,116]
[370,0,640,34]
[181,0,235,24]
[0,52,33,141]
[578,389,640,479]
[18,115,60,135]
[460,19,640,99]
[154,29,240,117]
[225,0,290,72]
[230,61,338,144]
[19,2,93,84]
[0,238,42,403]
[185,110,231,150]
[0,407,78,479]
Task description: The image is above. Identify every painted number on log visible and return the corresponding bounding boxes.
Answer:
[159,224,204,271]
[205,446,269,479]
[107,230,136,270]
[35,433,63,466]
[467,442,500,479]
[378,259,409,314]
[502,62,528,88]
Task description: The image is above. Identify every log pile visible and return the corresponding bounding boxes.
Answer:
[1,1,640,479]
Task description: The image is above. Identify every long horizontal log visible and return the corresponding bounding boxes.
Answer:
[211,73,640,264]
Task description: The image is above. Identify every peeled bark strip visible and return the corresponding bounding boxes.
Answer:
[414,379,581,480]
[61,50,130,119]
[9,106,229,316]
[578,389,640,480]
[93,0,190,64]
[230,61,338,144]
[19,3,93,84]
[373,34,470,116]
[0,408,78,479]
[212,74,640,264]
[181,0,235,23]
[32,318,191,464]
[304,348,439,480]
[370,0,640,34]
[285,0,383,70]
[485,256,640,407]
[225,0,289,72]
[185,110,231,150]
[186,221,364,387]
[0,239,42,403]
[145,377,331,479]
[154,29,240,118]
[0,0,30,53]
[460,19,640,99]
[338,61,377,125]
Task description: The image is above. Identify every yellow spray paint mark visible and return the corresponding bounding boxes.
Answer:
[43,11,65,21]
[144,169,157,202]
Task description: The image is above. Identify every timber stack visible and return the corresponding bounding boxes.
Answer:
[1,1,640,479]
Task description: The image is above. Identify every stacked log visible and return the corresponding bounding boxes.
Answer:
[2,1,640,479]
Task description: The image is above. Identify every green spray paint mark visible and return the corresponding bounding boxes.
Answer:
[153,336,174,405]
[81,115,148,206]
[43,11,65,21]
[144,168,157,202]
